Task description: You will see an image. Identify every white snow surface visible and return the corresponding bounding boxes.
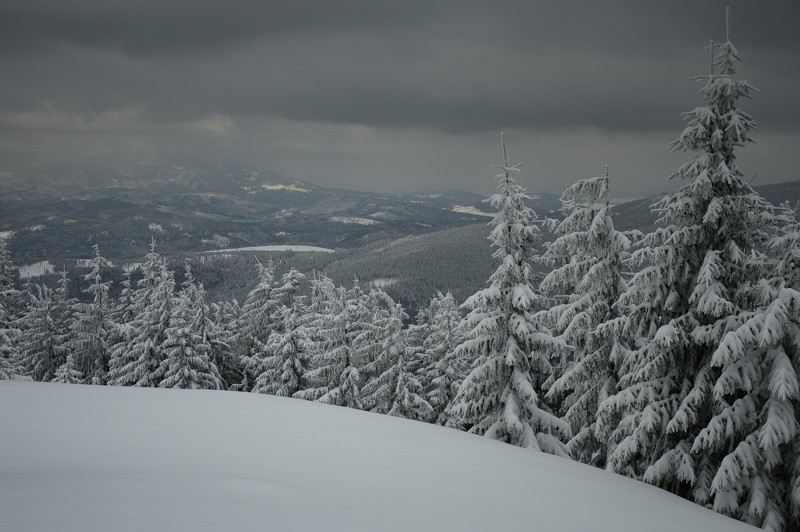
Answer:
[330,215,380,225]
[204,245,334,254]
[16,260,54,279]
[449,205,494,217]
[0,382,754,532]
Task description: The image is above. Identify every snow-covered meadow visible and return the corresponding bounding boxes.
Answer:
[204,244,335,254]
[0,381,754,532]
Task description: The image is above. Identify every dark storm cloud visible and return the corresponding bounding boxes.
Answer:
[0,0,438,55]
[1,0,798,132]
[0,0,798,194]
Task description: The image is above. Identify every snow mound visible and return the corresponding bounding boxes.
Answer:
[0,382,754,532]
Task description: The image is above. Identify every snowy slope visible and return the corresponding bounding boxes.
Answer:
[0,382,754,532]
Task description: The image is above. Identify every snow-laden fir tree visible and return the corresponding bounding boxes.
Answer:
[600,20,778,506]
[72,245,114,384]
[236,259,280,390]
[53,353,83,384]
[538,175,631,466]
[158,262,222,390]
[348,279,385,382]
[181,262,228,387]
[448,134,570,453]
[211,299,242,389]
[0,237,22,380]
[109,242,175,387]
[112,269,137,331]
[53,268,77,372]
[253,269,309,396]
[18,284,64,381]
[406,305,433,376]
[295,276,361,409]
[361,290,433,420]
[684,202,800,531]
[418,292,467,425]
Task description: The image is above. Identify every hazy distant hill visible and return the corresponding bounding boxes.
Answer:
[0,161,505,262]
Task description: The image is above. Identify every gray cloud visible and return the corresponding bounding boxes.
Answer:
[0,0,798,194]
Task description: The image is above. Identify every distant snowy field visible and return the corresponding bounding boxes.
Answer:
[16,260,54,279]
[0,382,753,532]
[204,244,335,253]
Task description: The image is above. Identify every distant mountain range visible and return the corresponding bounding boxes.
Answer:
[0,161,561,262]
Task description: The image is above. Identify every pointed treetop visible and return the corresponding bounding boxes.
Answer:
[705,39,715,76]
[726,6,731,42]
[493,132,523,175]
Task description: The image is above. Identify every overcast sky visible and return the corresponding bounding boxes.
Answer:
[1,0,798,196]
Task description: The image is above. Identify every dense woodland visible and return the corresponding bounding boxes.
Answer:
[2,25,800,532]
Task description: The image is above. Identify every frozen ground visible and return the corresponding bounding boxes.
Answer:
[0,381,755,532]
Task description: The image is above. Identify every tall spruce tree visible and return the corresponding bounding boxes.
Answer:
[448,135,569,453]
[296,278,361,409]
[72,245,114,384]
[253,269,310,396]
[109,242,175,387]
[211,299,242,389]
[18,284,64,381]
[159,263,222,390]
[419,292,467,425]
[361,292,433,420]
[0,237,22,379]
[236,259,280,390]
[539,175,631,466]
[685,202,800,531]
[600,15,778,510]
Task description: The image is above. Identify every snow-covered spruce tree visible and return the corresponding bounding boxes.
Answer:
[253,269,310,396]
[236,259,280,390]
[53,354,83,384]
[158,262,222,390]
[295,278,361,409]
[406,306,433,372]
[72,245,115,384]
[538,175,631,466]
[348,279,384,379]
[0,237,22,379]
[53,268,77,371]
[211,299,242,389]
[419,292,467,425]
[684,202,800,531]
[448,135,570,453]
[108,242,175,387]
[361,291,433,420]
[600,26,777,503]
[18,284,64,381]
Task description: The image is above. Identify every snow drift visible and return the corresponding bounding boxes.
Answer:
[0,381,754,531]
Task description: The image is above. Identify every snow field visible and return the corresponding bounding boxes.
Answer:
[0,381,755,532]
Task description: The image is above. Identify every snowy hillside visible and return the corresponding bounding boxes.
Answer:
[0,382,754,532]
